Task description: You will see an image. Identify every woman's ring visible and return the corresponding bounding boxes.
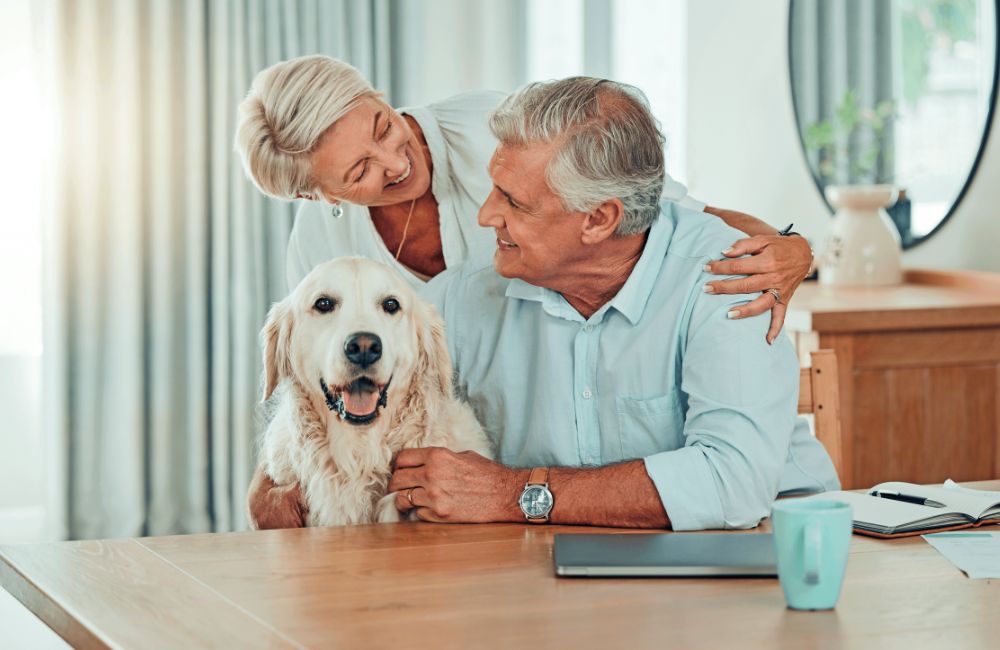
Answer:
[764,288,782,304]
[406,487,416,507]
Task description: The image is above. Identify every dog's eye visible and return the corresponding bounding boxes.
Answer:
[313,297,336,313]
[382,297,401,315]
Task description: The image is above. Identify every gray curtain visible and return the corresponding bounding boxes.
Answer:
[791,0,896,184]
[43,0,397,539]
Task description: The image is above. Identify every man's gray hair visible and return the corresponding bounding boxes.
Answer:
[488,77,666,236]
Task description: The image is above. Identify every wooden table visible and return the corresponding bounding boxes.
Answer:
[2,481,999,649]
[787,269,1000,489]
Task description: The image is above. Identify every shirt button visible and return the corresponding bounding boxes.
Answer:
[583,324,593,332]
[582,389,592,399]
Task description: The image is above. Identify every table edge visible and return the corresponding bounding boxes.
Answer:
[0,548,109,650]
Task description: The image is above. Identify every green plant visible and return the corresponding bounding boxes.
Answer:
[803,88,896,185]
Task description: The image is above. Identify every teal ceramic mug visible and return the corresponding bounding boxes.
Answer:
[771,499,852,610]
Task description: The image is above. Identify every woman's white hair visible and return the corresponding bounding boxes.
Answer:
[488,77,666,236]
[235,55,375,200]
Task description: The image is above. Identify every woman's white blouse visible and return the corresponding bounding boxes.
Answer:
[284,91,704,291]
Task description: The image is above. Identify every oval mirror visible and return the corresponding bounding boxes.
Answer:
[790,0,999,248]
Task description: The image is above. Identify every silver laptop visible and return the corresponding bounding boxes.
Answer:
[553,533,778,577]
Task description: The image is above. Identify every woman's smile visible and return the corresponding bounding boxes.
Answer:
[385,151,413,188]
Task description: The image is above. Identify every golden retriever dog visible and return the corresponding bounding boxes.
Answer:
[257,257,493,526]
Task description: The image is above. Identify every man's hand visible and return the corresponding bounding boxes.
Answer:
[247,463,309,529]
[703,234,812,344]
[387,447,527,523]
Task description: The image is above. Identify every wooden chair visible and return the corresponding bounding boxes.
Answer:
[798,349,844,484]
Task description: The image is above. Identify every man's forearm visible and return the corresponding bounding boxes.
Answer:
[542,460,671,528]
[388,448,672,528]
[703,205,779,238]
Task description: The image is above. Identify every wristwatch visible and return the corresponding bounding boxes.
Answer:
[518,467,554,523]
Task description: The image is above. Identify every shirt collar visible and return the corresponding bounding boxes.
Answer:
[502,207,675,325]
[504,277,583,321]
[504,277,544,302]
[604,212,674,325]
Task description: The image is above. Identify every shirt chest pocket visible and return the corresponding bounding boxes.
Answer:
[616,393,685,460]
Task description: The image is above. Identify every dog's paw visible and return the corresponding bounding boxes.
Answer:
[375,493,403,523]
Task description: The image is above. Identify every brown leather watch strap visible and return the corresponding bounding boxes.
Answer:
[524,467,551,524]
[527,467,549,486]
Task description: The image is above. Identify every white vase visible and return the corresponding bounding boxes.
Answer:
[819,184,903,287]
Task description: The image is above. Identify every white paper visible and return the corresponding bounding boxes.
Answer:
[923,531,1000,579]
[872,480,1000,518]
[943,479,1000,501]
[808,490,936,527]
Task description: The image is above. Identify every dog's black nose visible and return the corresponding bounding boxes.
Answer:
[344,332,382,368]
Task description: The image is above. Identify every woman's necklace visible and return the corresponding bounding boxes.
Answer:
[394,197,418,261]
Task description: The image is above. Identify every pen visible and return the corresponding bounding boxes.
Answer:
[869,490,946,508]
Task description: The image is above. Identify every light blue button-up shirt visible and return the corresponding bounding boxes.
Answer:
[423,202,839,530]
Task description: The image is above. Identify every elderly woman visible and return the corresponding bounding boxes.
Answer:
[236,55,812,336]
[235,55,814,529]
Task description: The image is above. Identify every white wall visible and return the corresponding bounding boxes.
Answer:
[397,0,524,106]
[0,356,46,543]
[686,0,1000,272]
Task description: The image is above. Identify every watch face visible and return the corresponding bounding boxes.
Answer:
[520,485,553,517]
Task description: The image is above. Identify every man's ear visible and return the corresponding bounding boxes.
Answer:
[581,198,625,244]
[261,300,294,401]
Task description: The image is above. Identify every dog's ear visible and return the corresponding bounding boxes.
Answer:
[414,300,454,398]
[262,300,294,401]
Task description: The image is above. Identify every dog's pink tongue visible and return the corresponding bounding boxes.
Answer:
[342,387,379,416]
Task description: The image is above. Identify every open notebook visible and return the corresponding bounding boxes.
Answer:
[803,480,1000,538]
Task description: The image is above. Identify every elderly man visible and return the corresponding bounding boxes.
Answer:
[251,77,838,530]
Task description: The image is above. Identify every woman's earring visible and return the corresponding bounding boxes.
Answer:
[331,203,344,219]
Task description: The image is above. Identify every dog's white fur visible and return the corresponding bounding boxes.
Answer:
[257,257,492,527]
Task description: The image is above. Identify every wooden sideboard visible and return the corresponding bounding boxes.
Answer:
[786,269,1000,489]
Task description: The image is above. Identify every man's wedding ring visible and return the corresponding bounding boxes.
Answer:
[764,288,782,304]
[406,487,416,507]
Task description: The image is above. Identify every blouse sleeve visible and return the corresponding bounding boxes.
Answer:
[417,91,505,203]
[284,199,338,293]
